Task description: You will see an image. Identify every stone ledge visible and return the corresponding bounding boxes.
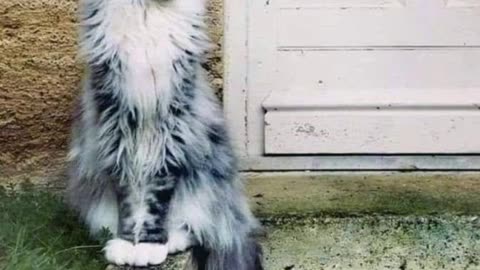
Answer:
[105,254,188,270]
[2,171,480,216]
[106,215,480,270]
[245,172,480,217]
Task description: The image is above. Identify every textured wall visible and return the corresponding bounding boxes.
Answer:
[0,0,224,175]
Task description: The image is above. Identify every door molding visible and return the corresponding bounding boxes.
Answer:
[240,155,480,171]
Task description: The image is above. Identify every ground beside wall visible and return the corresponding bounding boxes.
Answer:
[123,215,480,270]
[1,176,479,270]
[0,0,224,177]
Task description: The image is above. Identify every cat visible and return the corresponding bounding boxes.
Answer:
[66,0,263,269]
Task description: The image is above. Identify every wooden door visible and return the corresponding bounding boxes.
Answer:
[224,0,480,170]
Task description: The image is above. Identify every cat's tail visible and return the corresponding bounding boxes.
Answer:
[189,237,263,270]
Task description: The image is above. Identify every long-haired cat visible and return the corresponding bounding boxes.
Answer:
[66,0,263,269]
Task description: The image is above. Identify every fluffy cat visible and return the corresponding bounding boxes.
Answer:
[66,0,263,269]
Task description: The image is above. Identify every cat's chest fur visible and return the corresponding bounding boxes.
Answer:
[79,1,211,181]
[109,5,173,111]
[82,1,206,116]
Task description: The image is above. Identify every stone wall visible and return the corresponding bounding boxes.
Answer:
[0,0,223,176]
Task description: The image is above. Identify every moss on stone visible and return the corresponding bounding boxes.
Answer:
[246,172,480,217]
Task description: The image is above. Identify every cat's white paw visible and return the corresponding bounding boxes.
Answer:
[104,238,135,265]
[132,243,168,266]
[104,239,169,266]
[168,230,193,254]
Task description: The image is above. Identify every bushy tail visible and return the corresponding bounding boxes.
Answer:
[189,238,263,270]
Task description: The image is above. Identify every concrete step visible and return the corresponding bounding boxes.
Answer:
[4,171,480,216]
[110,215,480,270]
[3,170,480,269]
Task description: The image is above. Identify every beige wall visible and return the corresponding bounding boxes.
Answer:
[0,0,223,175]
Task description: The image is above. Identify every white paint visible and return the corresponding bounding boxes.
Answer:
[446,0,480,7]
[263,89,480,110]
[278,4,480,47]
[240,156,480,171]
[265,110,480,154]
[224,0,480,170]
[276,0,406,8]
[276,50,480,91]
[224,0,249,158]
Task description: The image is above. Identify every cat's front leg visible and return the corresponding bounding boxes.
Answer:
[104,181,175,266]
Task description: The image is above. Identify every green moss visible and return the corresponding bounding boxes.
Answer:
[247,173,480,217]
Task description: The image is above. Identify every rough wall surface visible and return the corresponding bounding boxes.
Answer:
[0,0,224,176]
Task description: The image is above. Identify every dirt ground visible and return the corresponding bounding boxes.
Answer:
[0,0,224,176]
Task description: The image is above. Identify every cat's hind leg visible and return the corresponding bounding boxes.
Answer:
[84,184,119,237]
[67,176,119,237]
[167,225,196,254]
[170,172,264,270]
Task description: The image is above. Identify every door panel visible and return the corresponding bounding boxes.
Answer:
[278,2,480,47]
[265,110,480,154]
[263,89,480,154]
[224,0,480,169]
[276,0,406,8]
[277,50,480,91]
[259,0,480,155]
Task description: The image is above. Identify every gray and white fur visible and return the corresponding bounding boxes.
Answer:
[66,0,263,268]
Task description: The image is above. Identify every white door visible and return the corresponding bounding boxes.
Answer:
[224,0,480,170]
